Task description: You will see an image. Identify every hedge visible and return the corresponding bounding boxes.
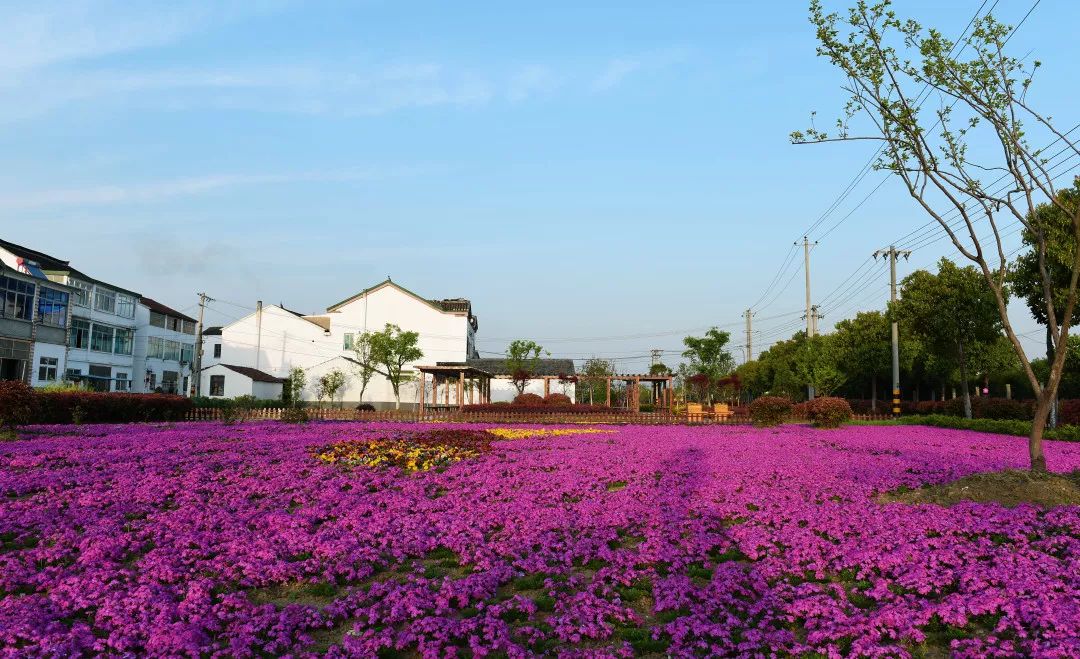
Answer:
[750,396,793,427]
[799,397,854,428]
[461,403,622,414]
[857,414,1080,442]
[30,388,192,424]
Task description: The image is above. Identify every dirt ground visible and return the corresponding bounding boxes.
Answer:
[879,469,1080,508]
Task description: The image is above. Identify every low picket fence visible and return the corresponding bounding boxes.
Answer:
[184,407,897,425]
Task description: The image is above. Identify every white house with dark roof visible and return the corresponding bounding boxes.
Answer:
[0,245,72,387]
[198,279,482,408]
[133,298,197,395]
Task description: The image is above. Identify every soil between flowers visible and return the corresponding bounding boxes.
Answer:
[879,468,1080,508]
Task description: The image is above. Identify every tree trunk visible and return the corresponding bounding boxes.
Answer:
[1030,392,1050,472]
[1046,324,1058,429]
[959,340,972,420]
[871,376,877,412]
[393,387,400,410]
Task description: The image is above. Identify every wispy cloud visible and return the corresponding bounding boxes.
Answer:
[506,65,561,102]
[591,47,691,92]
[0,169,394,210]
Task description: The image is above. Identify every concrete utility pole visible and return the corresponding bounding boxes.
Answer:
[650,349,663,368]
[800,237,818,399]
[254,300,263,371]
[192,292,214,396]
[744,309,753,362]
[874,246,911,415]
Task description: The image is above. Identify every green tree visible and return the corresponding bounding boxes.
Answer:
[796,0,1080,470]
[649,362,672,376]
[349,332,379,404]
[682,328,735,381]
[369,323,423,409]
[505,339,548,396]
[833,311,891,410]
[891,260,1003,419]
[286,367,306,408]
[796,334,846,398]
[316,369,347,408]
[580,358,613,405]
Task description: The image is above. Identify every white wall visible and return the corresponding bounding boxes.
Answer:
[132,302,195,394]
[328,283,472,406]
[200,364,255,399]
[252,381,282,400]
[29,342,66,388]
[489,378,577,403]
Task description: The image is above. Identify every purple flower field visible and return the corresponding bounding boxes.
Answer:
[2,422,1079,657]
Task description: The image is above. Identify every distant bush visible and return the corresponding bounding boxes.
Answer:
[355,403,376,412]
[33,392,192,424]
[0,381,36,428]
[463,403,619,414]
[544,393,572,406]
[513,393,545,406]
[191,396,281,409]
[279,407,309,424]
[1059,399,1080,426]
[749,396,792,427]
[219,395,259,425]
[802,397,853,428]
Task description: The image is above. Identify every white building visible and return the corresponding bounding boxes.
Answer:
[0,242,73,387]
[200,279,482,408]
[133,298,197,395]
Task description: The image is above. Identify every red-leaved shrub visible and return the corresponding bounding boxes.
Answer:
[802,397,853,428]
[1059,399,1080,426]
[0,380,36,427]
[749,396,792,427]
[543,393,572,406]
[33,392,193,424]
[512,393,545,406]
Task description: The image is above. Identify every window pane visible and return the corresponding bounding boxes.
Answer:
[213,344,222,358]
[37,288,69,327]
[70,280,92,307]
[180,343,194,363]
[210,375,225,396]
[113,328,133,355]
[0,275,35,321]
[116,295,135,319]
[90,324,115,352]
[70,318,90,349]
[150,311,167,328]
[94,289,116,314]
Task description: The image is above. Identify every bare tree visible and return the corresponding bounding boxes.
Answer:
[793,0,1080,471]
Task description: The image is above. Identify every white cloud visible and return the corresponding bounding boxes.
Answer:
[0,169,388,210]
[507,65,561,102]
[591,47,691,92]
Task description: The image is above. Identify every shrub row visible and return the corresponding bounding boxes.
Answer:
[462,401,621,414]
[1,381,193,425]
[191,396,284,409]
[862,414,1080,443]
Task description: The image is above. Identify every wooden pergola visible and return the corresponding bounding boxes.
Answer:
[416,364,494,412]
[577,373,675,412]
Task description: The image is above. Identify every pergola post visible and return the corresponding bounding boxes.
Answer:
[605,377,611,407]
[544,377,550,397]
[418,372,426,415]
[457,370,465,411]
[633,377,641,413]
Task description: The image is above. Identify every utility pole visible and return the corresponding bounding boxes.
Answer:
[874,246,911,415]
[192,292,213,397]
[254,300,263,371]
[800,237,818,399]
[744,309,753,362]
[650,349,663,368]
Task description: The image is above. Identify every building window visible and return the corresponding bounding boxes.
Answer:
[65,368,82,381]
[88,364,111,392]
[37,288,69,327]
[115,372,130,392]
[147,372,157,390]
[116,294,136,319]
[180,343,194,364]
[148,336,164,359]
[182,320,196,335]
[90,324,115,353]
[182,376,189,395]
[209,375,225,396]
[150,311,167,328]
[70,280,92,307]
[1,275,35,321]
[343,333,354,350]
[38,357,58,382]
[162,370,178,394]
[94,289,117,314]
[113,328,133,356]
[70,318,90,349]
[213,343,222,358]
[163,340,180,361]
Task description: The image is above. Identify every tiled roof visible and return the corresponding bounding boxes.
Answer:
[203,326,223,336]
[140,297,197,323]
[0,238,140,297]
[215,364,286,384]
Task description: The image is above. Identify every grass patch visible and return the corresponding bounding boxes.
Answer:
[854,414,1080,442]
[605,480,628,492]
[878,469,1080,508]
[248,581,341,608]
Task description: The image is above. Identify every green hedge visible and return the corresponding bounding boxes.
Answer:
[856,414,1080,442]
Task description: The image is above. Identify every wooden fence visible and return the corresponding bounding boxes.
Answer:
[184,407,897,425]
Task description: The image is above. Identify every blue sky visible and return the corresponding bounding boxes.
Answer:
[3,0,1077,370]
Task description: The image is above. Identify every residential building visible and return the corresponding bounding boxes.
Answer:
[0,250,72,386]
[133,298,197,395]
[199,279,482,408]
[0,239,138,392]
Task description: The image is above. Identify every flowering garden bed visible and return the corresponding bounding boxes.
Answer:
[1,422,1079,656]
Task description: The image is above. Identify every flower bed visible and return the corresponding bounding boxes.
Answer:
[2,422,1079,656]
